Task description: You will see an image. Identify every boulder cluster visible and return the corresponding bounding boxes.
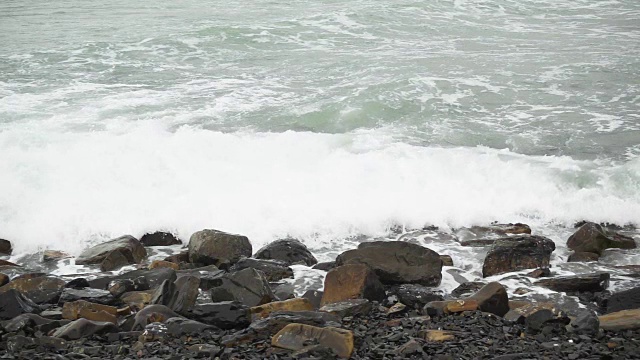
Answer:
[0,222,637,359]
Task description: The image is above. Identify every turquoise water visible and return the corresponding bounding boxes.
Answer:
[0,0,639,254]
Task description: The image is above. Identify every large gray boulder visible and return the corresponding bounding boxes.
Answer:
[335,241,442,286]
[76,235,146,267]
[188,229,252,267]
[210,268,274,307]
[482,235,555,277]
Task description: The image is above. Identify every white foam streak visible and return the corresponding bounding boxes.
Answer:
[0,125,639,255]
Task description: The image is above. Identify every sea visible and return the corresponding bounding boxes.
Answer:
[1,0,639,298]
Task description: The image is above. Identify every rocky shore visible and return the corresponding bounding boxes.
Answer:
[0,222,639,359]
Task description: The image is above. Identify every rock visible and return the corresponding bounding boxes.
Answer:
[302,290,324,310]
[320,264,384,306]
[222,311,341,346]
[567,222,636,255]
[387,284,444,310]
[250,298,314,320]
[397,338,424,355]
[108,279,136,298]
[535,273,609,293]
[451,282,486,298]
[465,223,532,237]
[165,317,214,335]
[526,268,551,278]
[570,310,599,335]
[76,235,146,266]
[313,262,336,271]
[62,300,118,323]
[0,276,66,303]
[599,309,640,331]
[140,232,181,246]
[52,318,118,340]
[164,251,190,264]
[504,303,568,329]
[292,344,339,359]
[149,278,177,307]
[319,299,372,318]
[140,322,169,342]
[210,268,274,307]
[59,287,114,305]
[568,251,600,262]
[272,323,354,358]
[255,238,317,266]
[64,278,90,289]
[423,300,479,316]
[440,255,454,266]
[42,250,71,262]
[0,273,8,287]
[424,329,455,342]
[6,335,36,352]
[467,282,509,317]
[132,304,181,330]
[0,239,12,255]
[229,258,294,282]
[148,260,179,271]
[482,235,555,277]
[189,301,250,330]
[336,241,442,286]
[188,229,252,267]
[100,249,133,272]
[89,267,176,290]
[171,275,200,314]
[525,307,570,333]
[2,313,54,332]
[273,282,295,301]
[605,286,640,313]
[176,265,225,290]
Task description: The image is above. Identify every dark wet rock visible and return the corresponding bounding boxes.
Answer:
[568,251,600,262]
[64,278,90,289]
[387,284,444,309]
[292,344,339,359]
[165,316,214,335]
[89,267,176,290]
[108,279,136,298]
[171,275,200,313]
[139,321,169,342]
[535,273,609,293]
[272,282,295,301]
[0,259,20,267]
[302,290,324,309]
[504,303,568,328]
[188,229,252,267]
[100,248,133,272]
[132,304,181,330]
[570,310,599,335]
[313,261,336,271]
[230,258,294,282]
[6,335,36,352]
[320,264,384,306]
[189,301,250,330]
[462,223,532,237]
[467,282,509,317]
[451,282,485,298]
[272,323,354,358]
[336,241,442,286]
[59,287,114,305]
[76,235,146,266]
[120,289,154,309]
[567,222,636,256]
[482,235,555,277]
[140,231,182,246]
[210,268,275,307]
[599,309,640,331]
[255,238,318,266]
[396,338,425,356]
[36,336,69,351]
[40,308,63,320]
[250,298,314,321]
[222,311,341,346]
[524,307,570,333]
[440,255,454,266]
[525,268,551,278]
[0,275,66,303]
[319,299,372,318]
[0,273,8,287]
[148,259,179,270]
[0,239,12,255]
[606,286,640,313]
[42,250,71,262]
[460,239,498,247]
[423,299,479,316]
[150,278,177,307]
[52,318,118,340]
[176,265,225,290]
[164,250,190,264]
[1,313,53,332]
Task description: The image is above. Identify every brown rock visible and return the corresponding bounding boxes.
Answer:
[164,251,190,264]
[140,232,182,246]
[0,273,8,287]
[440,255,453,266]
[599,309,640,331]
[271,323,354,358]
[567,251,600,262]
[467,282,509,317]
[482,235,555,277]
[100,249,132,272]
[424,300,478,316]
[188,229,252,267]
[526,268,551,278]
[0,259,19,267]
[423,329,455,342]
[120,290,154,309]
[504,302,566,325]
[567,222,636,256]
[149,260,179,271]
[0,276,66,304]
[62,300,118,324]
[320,264,384,306]
[319,299,372,318]
[0,239,12,255]
[42,250,71,262]
[76,235,146,266]
[250,298,314,320]
[508,300,531,310]
[535,273,609,293]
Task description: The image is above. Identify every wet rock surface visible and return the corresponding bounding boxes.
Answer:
[482,235,555,277]
[254,238,318,266]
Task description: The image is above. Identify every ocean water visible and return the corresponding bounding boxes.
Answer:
[1,0,639,293]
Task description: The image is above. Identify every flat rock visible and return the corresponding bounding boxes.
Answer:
[89,267,176,290]
[76,235,146,266]
[387,284,444,310]
[2,313,53,332]
[59,287,114,305]
[61,300,118,323]
[140,232,182,246]
[312,261,336,271]
[42,250,71,262]
[482,235,555,277]
[605,286,640,313]
[451,282,486,298]
[319,299,372,318]
[165,317,214,335]
[467,282,509,317]
[567,222,636,255]
[148,260,179,271]
[599,309,640,331]
[336,241,442,286]
[272,323,354,358]
[132,304,181,330]
[229,258,294,282]
[0,276,66,303]
[320,264,384,306]
[52,318,118,340]
[188,229,252,267]
[250,298,314,320]
[568,251,600,262]
[210,267,274,307]
[255,238,318,266]
[535,273,609,293]
[189,301,250,330]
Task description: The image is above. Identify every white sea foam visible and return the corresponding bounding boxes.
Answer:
[0,124,639,256]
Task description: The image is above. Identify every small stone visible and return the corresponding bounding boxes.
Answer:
[271,323,354,358]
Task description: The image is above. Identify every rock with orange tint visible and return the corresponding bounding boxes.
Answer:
[320,264,384,306]
[272,323,354,358]
[250,298,314,320]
